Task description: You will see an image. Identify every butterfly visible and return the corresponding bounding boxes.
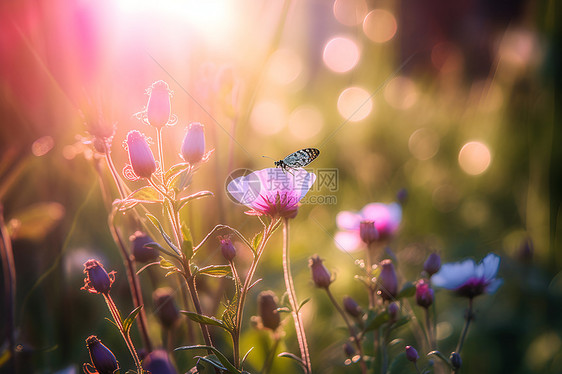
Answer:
[273,148,320,172]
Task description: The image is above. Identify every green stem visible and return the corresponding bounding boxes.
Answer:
[282,218,311,374]
[261,335,281,374]
[425,307,435,350]
[456,298,474,354]
[156,128,166,184]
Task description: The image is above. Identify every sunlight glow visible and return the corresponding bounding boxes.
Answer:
[337,87,373,122]
[288,105,324,140]
[267,48,303,86]
[250,100,287,135]
[323,37,360,73]
[408,128,439,160]
[384,76,418,109]
[363,9,397,43]
[458,141,492,175]
[333,0,368,26]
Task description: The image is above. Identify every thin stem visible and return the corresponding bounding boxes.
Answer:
[103,144,127,199]
[261,335,280,374]
[456,298,474,354]
[156,128,166,184]
[425,307,435,350]
[325,288,367,374]
[0,206,16,372]
[282,218,311,374]
[365,243,376,309]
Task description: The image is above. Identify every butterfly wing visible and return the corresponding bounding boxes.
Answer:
[283,148,320,168]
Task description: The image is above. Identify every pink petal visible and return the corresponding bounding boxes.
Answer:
[336,211,362,230]
[334,231,363,253]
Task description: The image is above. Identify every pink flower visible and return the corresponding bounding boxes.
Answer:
[335,202,402,252]
[227,168,316,219]
[180,122,207,164]
[145,80,175,128]
[415,279,434,308]
[124,130,157,180]
[431,253,502,298]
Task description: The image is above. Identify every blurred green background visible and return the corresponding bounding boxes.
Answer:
[1,0,560,373]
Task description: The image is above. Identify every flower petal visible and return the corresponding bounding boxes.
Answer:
[336,211,362,230]
[432,258,476,290]
[485,278,503,294]
[480,253,500,282]
[334,231,363,253]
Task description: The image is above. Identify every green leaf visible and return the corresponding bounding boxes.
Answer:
[397,282,416,299]
[146,213,181,256]
[160,257,176,270]
[364,311,390,332]
[251,231,262,256]
[144,242,182,260]
[104,317,120,330]
[241,347,254,366]
[175,345,241,374]
[122,305,143,335]
[169,169,193,192]
[136,261,160,275]
[388,352,417,374]
[181,224,194,259]
[197,265,232,278]
[116,186,163,211]
[178,190,214,210]
[427,350,453,369]
[298,297,311,311]
[195,355,227,371]
[390,316,411,331]
[278,352,304,367]
[181,311,231,332]
[164,163,190,184]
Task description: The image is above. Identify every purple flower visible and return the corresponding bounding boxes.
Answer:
[377,259,398,301]
[423,253,441,276]
[258,290,281,331]
[343,296,362,318]
[124,130,157,180]
[388,302,399,321]
[130,231,158,263]
[219,235,236,262]
[81,259,114,295]
[405,345,419,362]
[153,288,180,329]
[146,80,174,128]
[335,202,402,252]
[359,220,379,244]
[180,122,207,165]
[309,255,332,289]
[227,168,316,219]
[142,349,177,374]
[415,279,434,308]
[85,335,119,374]
[431,253,502,298]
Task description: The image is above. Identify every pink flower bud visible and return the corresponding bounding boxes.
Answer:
[81,259,114,295]
[415,279,434,309]
[405,345,419,362]
[343,296,362,318]
[130,231,158,263]
[86,335,119,374]
[309,255,332,289]
[359,220,379,245]
[126,131,156,179]
[146,81,172,128]
[377,259,398,301]
[258,291,281,331]
[181,122,206,164]
[423,253,441,276]
[153,288,180,329]
[219,236,236,262]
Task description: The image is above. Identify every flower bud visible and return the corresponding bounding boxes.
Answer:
[343,342,355,358]
[153,288,180,329]
[219,236,236,262]
[309,255,332,289]
[343,296,362,318]
[450,352,462,369]
[423,253,441,276]
[86,335,119,374]
[415,279,434,309]
[181,122,206,164]
[130,231,158,263]
[388,302,399,321]
[396,188,408,204]
[359,220,379,245]
[81,259,114,295]
[518,237,533,262]
[377,259,398,301]
[258,291,280,331]
[405,345,419,362]
[126,130,156,179]
[146,81,172,128]
[142,349,178,374]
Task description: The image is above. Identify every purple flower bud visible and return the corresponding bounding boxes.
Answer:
[415,279,434,309]
[146,81,172,128]
[219,236,236,262]
[396,188,408,204]
[405,345,419,362]
[343,296,362,318]
[309,255,332,289]
[450,352,462,369]
[388,302,399,321]
[424,253,441,276]
[377,259,398,301]
[81,259,114,295]
[130,231,158,263]
[359,220,379,245]
[142,349,178,374]
[181,122,206,164]
[153,288,180,328]
[258,291,281,331]
[85,335,119,374]
[518,237,533,262]
[343,342,356,357]
[126,130,156,179]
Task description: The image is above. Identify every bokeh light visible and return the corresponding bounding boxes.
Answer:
[384,76,418,110]
[337,87,373,122]
[250,100,287,135]
[408,128,440,160]
[458,141,492,175]
[323,37,361,73]
[363,9,397,43]
[288,105,324,140]
[32,136,55,157]
[267,48,303,86]
[333,0,368,26]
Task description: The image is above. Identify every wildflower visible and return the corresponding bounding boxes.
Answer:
[153,288,180,329]
[377,259,398,301]
[309,255,332,289]
[142,349,178,374]
[359,220,379,245]
[130,231,158,263]
[450,352,462,369]
[405,346,419,362]
[335,202,402,252]
[343,342,356,357]
[431,253,503,298]
[258,291,281,331]
[415,279,434,309]
[146,80,173,128]
[423,253,441,276]
[227,168,316,219]
[343,296,362,318]
[219,236,236,262]
[388,302,399,321]
[81,259,114,295]
[85,335,119,374]
[180,122,207,165]
[124,130,156,180]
